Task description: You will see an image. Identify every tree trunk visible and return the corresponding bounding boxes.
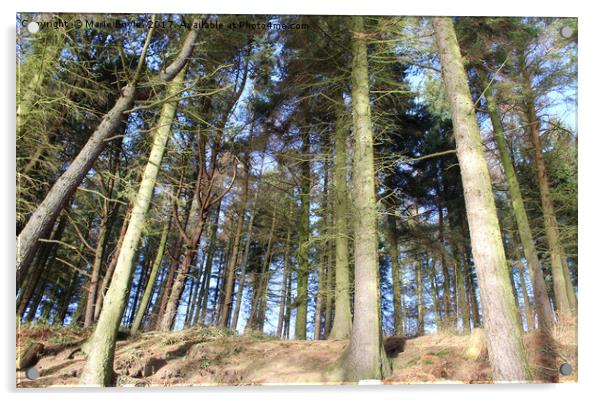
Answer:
[218,172,249,327]
[464,258,481,328]
[127,254,150,328]
[17,213,67,319]
[84,213,110,328]
[329,100,352,340]
[437,204,453,328]
[231,158,265,329]
[324,240,335,336]
[313,254,325,340]
[454,248,471,334]
[130,210,171,334]
[516,255,534,331]
[341,16,392,382]
[80,67,188,386]
[385,213,403,336]
[276,199,293,337]
[518,55,576,318]
[196,202,221,325]
[284,266,293,339]
[211,250,227,325]
[54,270,78,326]
[94,206,132,322]
[477,67,555,329]
[294,129,311,340]
[433,16,531,382]
[428,264,442,329]
[415,260,425,336]
[160,245,199,331]
[247,206,277,332]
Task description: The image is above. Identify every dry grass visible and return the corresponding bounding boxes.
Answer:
[16,323,578,387]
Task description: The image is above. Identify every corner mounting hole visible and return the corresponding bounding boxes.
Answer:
[559,363,573,376]
[26,367,40,380]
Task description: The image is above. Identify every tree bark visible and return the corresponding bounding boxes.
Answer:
[516,254,534,331]
[329,101,352,340]
[94,206,132,322]
[196,201,222,325]
[385,213,403,336]
[83,212,110,328]
[415,260,425,336]
[433,16,532,382]
[341,16,392,382]
[276,199,293,337]
[428,263,442,329]
[454,247,471,334]
[130,209,171,334]
[294,128,311,340]
[477,67,555,329]
[231,162,264,329]
[218,172,249,327]
[518,54,576,317]
[80,66,188,386]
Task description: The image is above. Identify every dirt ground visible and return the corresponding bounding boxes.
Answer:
[16,324,577,387]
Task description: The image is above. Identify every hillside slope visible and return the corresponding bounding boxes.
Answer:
[16,324,577,387]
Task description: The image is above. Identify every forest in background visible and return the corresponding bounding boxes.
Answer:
[16,14,577,386]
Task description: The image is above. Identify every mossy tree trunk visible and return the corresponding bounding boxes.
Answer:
[341,16,391,382]
[80,67,188,386]
[94,206,132,322]
[329,100,352,340]
[433,16,532,382]
[477,67,555,329]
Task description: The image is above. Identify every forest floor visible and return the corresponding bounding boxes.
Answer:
[16,322,577,387]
